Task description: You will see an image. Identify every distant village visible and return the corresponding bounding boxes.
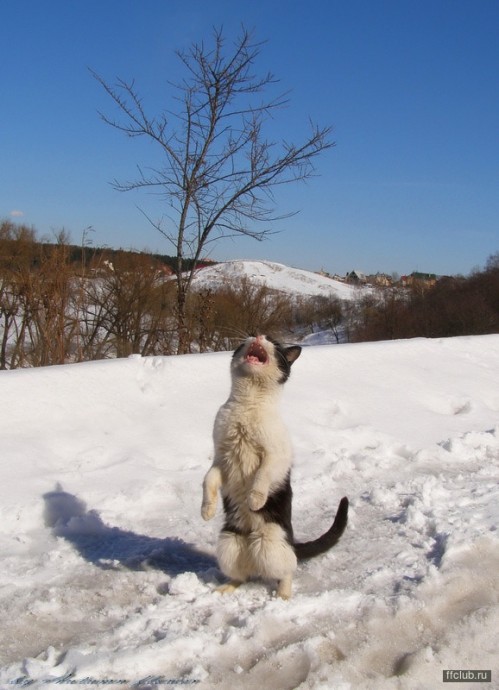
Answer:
[320,269,439,289]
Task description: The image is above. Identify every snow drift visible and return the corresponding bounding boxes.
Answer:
[0,335,498,689]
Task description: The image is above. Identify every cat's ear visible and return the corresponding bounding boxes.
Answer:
[285,346,302,365]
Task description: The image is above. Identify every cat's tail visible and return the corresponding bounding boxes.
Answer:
[293,496,349,560]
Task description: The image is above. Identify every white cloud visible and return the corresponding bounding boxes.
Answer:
[10,210,24,217]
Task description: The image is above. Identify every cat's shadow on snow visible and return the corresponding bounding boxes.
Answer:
[42,485,217,579]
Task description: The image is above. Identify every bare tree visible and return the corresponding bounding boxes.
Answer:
[92,27,334,352]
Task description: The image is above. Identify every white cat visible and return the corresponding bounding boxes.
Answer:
[202,335,348,599]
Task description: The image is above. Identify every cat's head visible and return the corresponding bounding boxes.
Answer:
[231,335,301,385]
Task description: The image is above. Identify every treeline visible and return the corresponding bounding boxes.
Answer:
[0,227,197,275]
[0,221,334,368]
[0,221,178,368]
[1,220,498,369]
[350,254,499,342]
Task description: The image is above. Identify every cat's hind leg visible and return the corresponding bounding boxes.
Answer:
[216,530,252,592]
[249,523,297,599]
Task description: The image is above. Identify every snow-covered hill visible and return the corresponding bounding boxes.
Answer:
[1,336,499,688]
[192,260,360,300]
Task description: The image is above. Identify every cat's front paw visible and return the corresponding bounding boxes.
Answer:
[201,502,216,521]
[248,489,267,511]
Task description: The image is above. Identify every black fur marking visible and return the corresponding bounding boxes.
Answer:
[221,495,244,536]
[232,342,246,361]
[255,473,294,545]
[266,337,302,384]
[221,477,295,545]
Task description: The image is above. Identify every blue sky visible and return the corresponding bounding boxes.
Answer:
[1,0,498,276]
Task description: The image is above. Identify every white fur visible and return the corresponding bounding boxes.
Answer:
[202,336,298,597]
[216,524,297,584]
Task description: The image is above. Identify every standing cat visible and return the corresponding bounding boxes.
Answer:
[201,334,348,599]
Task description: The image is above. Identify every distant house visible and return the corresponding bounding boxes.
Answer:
[346,270,367,285]
[400,272,437,288]
[368,273,393,288]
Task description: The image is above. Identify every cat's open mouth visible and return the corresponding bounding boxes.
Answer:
[245,341,269,365]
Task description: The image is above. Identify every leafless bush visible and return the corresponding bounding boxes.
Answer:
[82,253,177,358]
[186,277,295,352]
[0,223,177,367]
[0,223,76,367]
[293,294,344,342]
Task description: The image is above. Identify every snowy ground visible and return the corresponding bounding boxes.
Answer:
[192,260,360,300]
[1,335,498,689]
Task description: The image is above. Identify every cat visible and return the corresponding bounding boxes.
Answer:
[201,334,348,599]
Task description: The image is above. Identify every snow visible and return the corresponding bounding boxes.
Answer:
[1,335,499,689]
[192,260,360,300]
